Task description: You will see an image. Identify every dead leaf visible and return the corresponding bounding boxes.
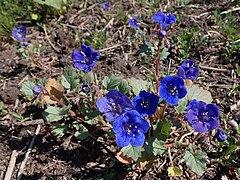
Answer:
[184,79,193,86]
[42,78,65,105]
[115,151,132,164]
[168,166,183,177]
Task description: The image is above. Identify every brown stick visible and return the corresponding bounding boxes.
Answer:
[17,124,41,180]
[4,150,19,180]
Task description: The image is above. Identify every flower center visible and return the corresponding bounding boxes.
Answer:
[109,101,122,114]
[199,111,209,122]
[167,84,178,96]
[124,123,140,137]
[80,50,92,64]
[140,100,150,109]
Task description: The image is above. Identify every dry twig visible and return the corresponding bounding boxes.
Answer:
[4,150,19,180]
[16,124,41,180]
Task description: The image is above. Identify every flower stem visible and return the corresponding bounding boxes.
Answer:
[160,103,167,119]
[44,88,85,122]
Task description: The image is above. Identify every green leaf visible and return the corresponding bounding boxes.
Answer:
[224,144,237,156]
[180,85,213,105]
[102,75,120,90]
[184,149,207,175]
[117,79,130,95]
[121,145,144,161]
[153,119,171,141]
[83,71,95,84]
[73,122,89,140]
[175,99,187,113]
[152,139,167,156]
[52,124,67,137]
[61,66,79,91]
[42,106,70,122]
[33,0,63,10]
[21,80,36,99]
[127,77,149,95]
[160,47,170,60]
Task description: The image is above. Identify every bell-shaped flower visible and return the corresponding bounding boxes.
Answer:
[216,129,227,142]
[132,90,159,116]
[72,44,100,72]
[152,12,176,29]
[12,26,27,41]
[177,59,199,80]
[159,76,187,105]
[113,110,150,147]
[186,99,220,133]
[96,90,133,121]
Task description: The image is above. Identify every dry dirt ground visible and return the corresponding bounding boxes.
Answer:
[0,0,239,179]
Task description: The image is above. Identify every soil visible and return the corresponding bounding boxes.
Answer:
[0,0,239,180]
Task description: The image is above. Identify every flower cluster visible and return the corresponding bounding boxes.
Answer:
[72,44,100,72]
[186,99,220,133]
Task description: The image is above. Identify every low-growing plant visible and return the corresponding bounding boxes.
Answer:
[11,9,239,178]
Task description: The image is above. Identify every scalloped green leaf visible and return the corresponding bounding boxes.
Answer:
[121,145,144,161]
[102,75,120,90]
[184,149,206,175]
[73,122,89,140]
[180,85,213,105]
[43,106,70,122]
[21,80,36,99]
[52,124,67,137]
[127,77,149,95]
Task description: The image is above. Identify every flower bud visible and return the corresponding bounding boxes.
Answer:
[33,85,43,95]
[216,129,227,142]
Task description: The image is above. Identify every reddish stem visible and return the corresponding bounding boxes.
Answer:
[160,103,167,119]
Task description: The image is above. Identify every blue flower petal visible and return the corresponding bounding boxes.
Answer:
[113,115,125,133]
[130,132,145,146]
[165,94,179,105]
[192,121,208,133]
[177,85,187,99]
[96,97,112,113]
[116,131,130,147]
[206,104,220,117]
[207,117,220,131]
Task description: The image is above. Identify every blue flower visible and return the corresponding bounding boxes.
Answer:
[33,85,43,95]
[152,12,176,29]
[132,90,159,116]
[128,16,140,29]
[102,1,110,11]
[177,59,199,80]
[12,26,27,41]
[186,99,220,133]
[113,110,150,147]
[72,44,100,72]
[96,90,133,121]
[215,129,227,142]
[159,76,187,105]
